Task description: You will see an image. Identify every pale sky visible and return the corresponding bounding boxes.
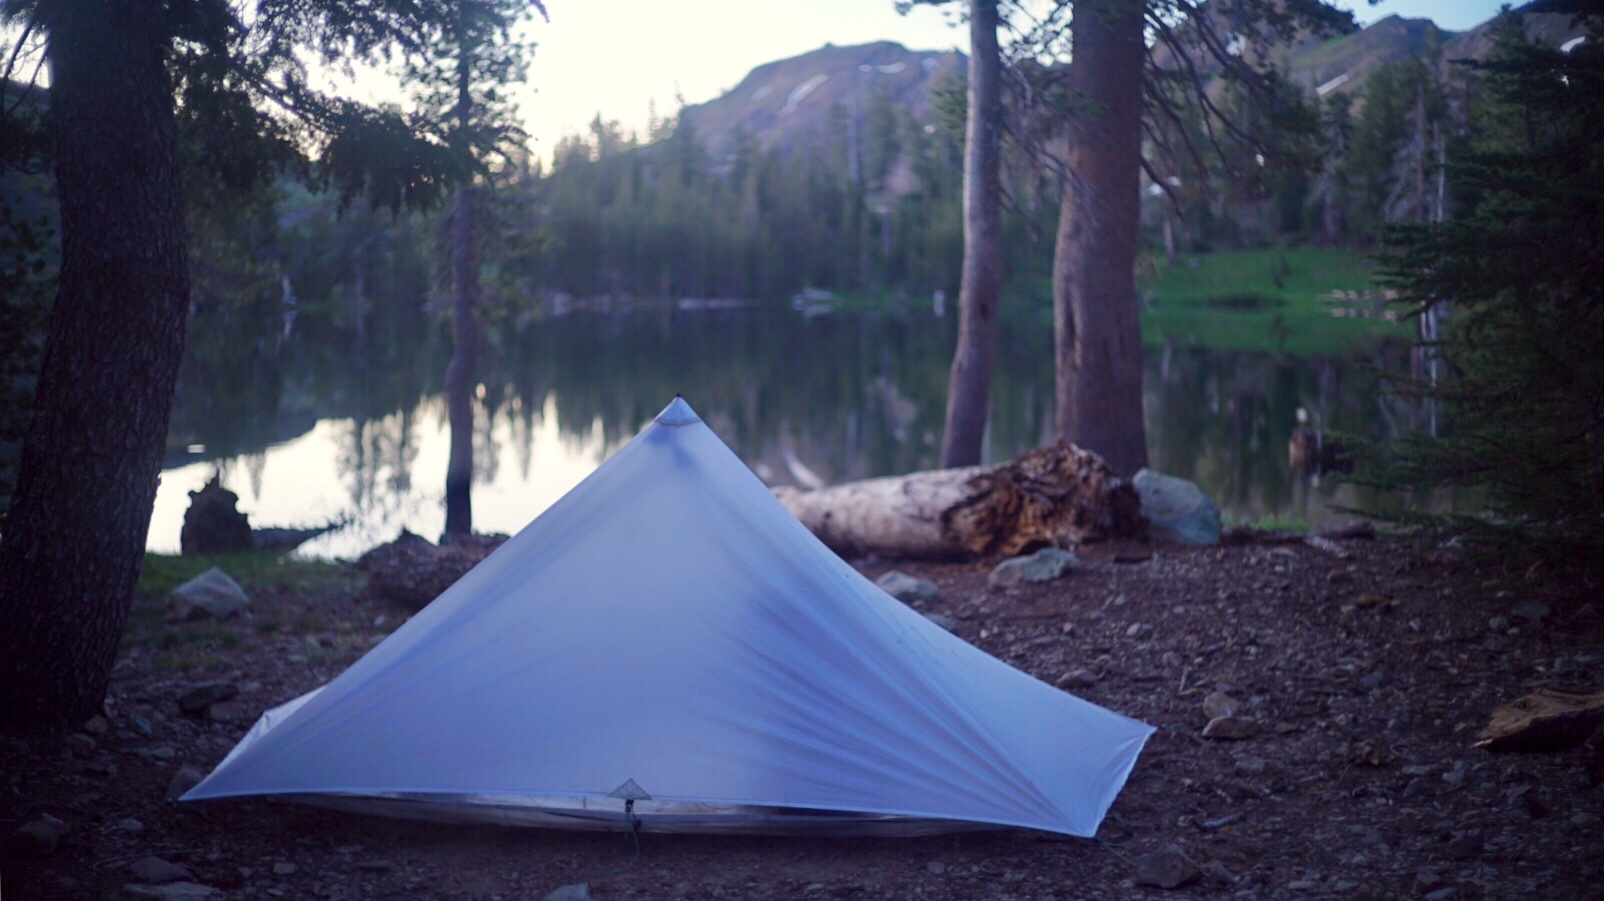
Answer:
[513,0,1517,163]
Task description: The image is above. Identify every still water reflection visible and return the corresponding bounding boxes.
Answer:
[151,306,1401,558]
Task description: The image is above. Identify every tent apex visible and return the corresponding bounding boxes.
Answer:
[656,396,701,427]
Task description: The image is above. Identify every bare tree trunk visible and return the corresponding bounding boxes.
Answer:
[0,0,190,732]
[443,39,479,540]
[939,0,1004,468]
[1052,0,1148,477]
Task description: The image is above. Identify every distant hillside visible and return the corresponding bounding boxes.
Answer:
[666,6,1587,167]
[1286,6,1588,99]
[678,41,965,163]
[1286,14,1452,97]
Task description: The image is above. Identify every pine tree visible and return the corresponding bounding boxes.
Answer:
[1374,9,1604,561]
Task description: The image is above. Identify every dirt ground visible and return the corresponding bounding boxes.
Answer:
[4,532,1602,900]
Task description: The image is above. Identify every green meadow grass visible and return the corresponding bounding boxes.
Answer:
[1138,247,1406,355]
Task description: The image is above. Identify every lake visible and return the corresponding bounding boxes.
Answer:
[151,301,1409,558]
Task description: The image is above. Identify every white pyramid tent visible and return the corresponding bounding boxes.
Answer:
[184,398,1153,837]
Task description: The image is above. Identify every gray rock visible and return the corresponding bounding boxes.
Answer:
[177,682,238,715]
[123,884,218,899]
[922,613,959,632]
[925,861,947,875]
[1202,716,1259,740]
[1133,844,1202,889]
[1234,755,1268,775]
[988,548,1080,588]
[166,567,249,621]
[1424,889,1456,901]
[1133,469,1221,546]
[1125,622,1153,639]
[1202,691,1242,720]
[272,862,296,875]
[875,571,940,605]
[165,765,206,801]
[545,884,592,901]
[131,857,194,884]
[8,814,68,858]
[117,817,145,835]
[1510,600,1550,624]
[1445,831,1483,860]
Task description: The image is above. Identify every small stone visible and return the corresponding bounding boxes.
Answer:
[1424,889,1456,901]
[1359,671,1383,691]
[1445,831,1483,860]
[8,814,69,858]
[1202,691,1241,720]
[545,884,591,901]
[1133,843,1202,889]
[1201,860,1237,887]
[1441,760,1468,788]
[132,714,155,737]
[1414,868,1443,893]
[1287,880,1316,890]
[1125,622,1153,639]
[1572,812,1601,828]
[1488,615,1511,631]
[272,862,297,876]
[177,682,238,715]
[925,861,947,875]
[1057,668,1098,689]
[131,857,194,884]
[205,701,248,723]
[875,571,940,605]
[1510,599,1549,623]
[922,613,959,632]
[83,715,110,735]
[1234,755,1268,775]
[988,548,1080,588]
[118,818,146,835]
[165,766,205,801]
[1202,716,1259,740]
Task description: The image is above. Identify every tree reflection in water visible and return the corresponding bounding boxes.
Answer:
[152,305,1406,557]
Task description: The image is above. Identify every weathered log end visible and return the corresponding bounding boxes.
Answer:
[1476,688,1604,753]
[942,441,1144,555]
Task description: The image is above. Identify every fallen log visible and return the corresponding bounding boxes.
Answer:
[773,441,1144,559]
[1475,688,1604,753]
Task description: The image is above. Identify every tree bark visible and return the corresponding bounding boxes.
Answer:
[774,442,1143,559]
[0,0,190,732]
[443,183,479,539]
[938,0,1005,468]
[443,33,479,540]
[1053,0,1149,477]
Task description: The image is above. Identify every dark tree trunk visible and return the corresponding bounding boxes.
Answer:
[443,30,479,540]
[1052,0,1149,477]
[0,0,190,732]
[939,0,1004,469]
[443,181,479,539]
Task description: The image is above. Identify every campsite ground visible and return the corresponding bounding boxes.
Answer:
[4,535,1602,900]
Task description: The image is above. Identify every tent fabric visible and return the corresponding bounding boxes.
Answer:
[183,397,1153,837]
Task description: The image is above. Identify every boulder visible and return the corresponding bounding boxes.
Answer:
[1133,469,1221,546]
[166,567,249,621]
[180,476,253,556]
